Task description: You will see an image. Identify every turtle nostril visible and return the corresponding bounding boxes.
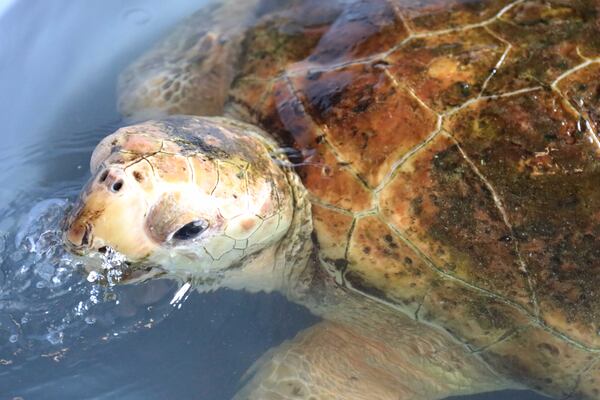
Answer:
[99,170,109,183]
[111,180,124,192]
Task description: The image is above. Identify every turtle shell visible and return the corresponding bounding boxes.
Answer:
[227,0,600,397]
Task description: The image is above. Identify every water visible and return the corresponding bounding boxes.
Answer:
[0,1,551,399]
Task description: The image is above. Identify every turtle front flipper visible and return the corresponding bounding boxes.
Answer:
[118,0,347,122]
[117,0,263,119]
[235,321,515,400]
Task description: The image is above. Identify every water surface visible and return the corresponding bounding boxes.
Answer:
[0,1,552,399]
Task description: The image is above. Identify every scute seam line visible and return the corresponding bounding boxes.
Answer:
[446,133,540,317]
[382,219,598,353]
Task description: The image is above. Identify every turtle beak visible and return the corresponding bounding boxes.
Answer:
[63,197,95,255]
[64,221,93,254]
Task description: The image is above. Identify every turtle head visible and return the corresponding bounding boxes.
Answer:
[64,117,304,288]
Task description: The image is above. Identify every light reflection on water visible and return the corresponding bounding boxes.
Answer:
[0,1,550,399]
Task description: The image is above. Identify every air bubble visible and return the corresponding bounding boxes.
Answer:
[123,8,151,25]
[46,329,63,345]
[75,301,86,316]
[0,231,6,265]
[1,197,176,361]
[16,265,29,275]
[87,271,100,283]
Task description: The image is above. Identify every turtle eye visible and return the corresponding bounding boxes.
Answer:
[172,220,209,241]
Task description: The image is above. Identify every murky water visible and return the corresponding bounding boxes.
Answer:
[0,1,552,399]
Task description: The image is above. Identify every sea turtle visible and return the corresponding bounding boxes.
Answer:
[63,0,600,398]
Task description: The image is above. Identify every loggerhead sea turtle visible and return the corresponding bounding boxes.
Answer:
[64,0,600,398]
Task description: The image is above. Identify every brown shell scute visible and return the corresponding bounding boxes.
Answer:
[446,90,600,348]
[271,78,374,212]
[311,204,354,262]
[483,0,599,94]
[386,27,505,112]
[392,0,515,32]
[236,13,327,80]
[289,62,438,188]
[556,63,600,134]
[379,133,535,311]
[345,216,440,316]
[306,0,409,65]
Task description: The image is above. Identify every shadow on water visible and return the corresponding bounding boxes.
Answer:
[0,0,552,399]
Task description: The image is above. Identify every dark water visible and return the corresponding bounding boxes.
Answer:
[0,1,551,399]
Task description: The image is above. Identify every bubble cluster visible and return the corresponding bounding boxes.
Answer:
[0,196,178,365]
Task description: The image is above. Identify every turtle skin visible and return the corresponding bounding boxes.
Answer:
[118,0,600,398]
